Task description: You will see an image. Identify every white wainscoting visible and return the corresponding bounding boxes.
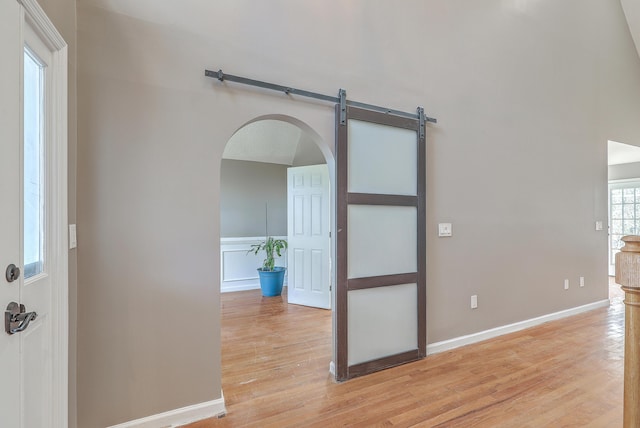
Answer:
[220,236,288,293]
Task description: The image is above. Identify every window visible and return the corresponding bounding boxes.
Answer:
[609,182,640,274]
[23,47,45,279]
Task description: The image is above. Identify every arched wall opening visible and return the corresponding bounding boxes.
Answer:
[217,113,337,401]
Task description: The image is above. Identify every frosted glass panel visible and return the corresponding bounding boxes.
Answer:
[348,120,417,196]
[348,205,417,279]
[348,283,417,365]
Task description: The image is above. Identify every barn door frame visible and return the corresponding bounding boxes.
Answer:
[335,104,426,381]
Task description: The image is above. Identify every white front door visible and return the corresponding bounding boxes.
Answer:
[287,164,331,309]
[0,1,68,426]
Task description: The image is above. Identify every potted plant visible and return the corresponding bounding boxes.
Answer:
[249,236,288,297]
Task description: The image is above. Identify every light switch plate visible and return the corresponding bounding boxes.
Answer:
[438,223,452,237]
[595,221,603,231]
[69,224,77,249]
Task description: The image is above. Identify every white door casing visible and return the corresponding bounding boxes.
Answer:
[0,1,68,427]
[287,164,331,309]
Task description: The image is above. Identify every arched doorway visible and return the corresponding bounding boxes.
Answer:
[218,115,336,409]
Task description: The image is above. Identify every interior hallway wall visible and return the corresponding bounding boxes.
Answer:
[75,0,640,426]
[220,159,287,238]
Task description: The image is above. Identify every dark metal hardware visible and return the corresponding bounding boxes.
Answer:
[5,302,37,335]
[418,106,426,140]
[339,89,347,125]
[204,68,437,124]
[5,264,20,283]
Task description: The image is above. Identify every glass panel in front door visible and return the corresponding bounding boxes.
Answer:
[23,48,45,279]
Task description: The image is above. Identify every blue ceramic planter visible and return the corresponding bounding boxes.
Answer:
[257,267,286,297]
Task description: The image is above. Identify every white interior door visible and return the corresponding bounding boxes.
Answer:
[287,164,331,309]
[335,105,426,381]
[1,1,68,426]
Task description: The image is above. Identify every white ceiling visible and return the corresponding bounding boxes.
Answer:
[608,140,640,165]
[223,119,325,166]
[223,120,301,165]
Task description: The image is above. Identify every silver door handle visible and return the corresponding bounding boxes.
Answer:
[4,302,37,335]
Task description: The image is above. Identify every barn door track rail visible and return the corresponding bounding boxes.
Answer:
[204,68,437,130]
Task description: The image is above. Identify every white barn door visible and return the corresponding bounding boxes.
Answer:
[287,165,331,309]
[0,1,68,426]
[335,105,426,381]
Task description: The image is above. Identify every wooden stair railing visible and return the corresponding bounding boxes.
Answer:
[615,235,640,428]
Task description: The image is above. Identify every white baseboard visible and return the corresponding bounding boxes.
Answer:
[426,299,610,355]
[107,392,226,428]
[221,282,261,293]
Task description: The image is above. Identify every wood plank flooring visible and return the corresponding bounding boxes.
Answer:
[186,280,625,427]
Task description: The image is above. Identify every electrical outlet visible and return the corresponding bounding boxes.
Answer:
[580,276,584,287]
[471,295,478,309]
[564,279,569,290]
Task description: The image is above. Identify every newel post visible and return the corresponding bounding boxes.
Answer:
[615,235,640,427]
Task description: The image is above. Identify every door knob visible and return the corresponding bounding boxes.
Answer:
[5,302,37,335]
[5,264,20,283]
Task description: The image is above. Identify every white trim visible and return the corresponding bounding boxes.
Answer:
[106,394,226,428]
[608,178,640,185]
[427,299,610,355]
[50,44,69,428]
[19,1,68,427]
[19,0,66,50]
[220,236,284,244]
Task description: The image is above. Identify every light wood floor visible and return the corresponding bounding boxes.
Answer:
[187,279,625,427]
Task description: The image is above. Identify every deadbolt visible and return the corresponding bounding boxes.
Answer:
[5,264,20,283]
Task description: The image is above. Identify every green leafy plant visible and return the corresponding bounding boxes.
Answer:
[249,237,288,271]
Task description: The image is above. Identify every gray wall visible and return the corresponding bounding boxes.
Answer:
[220,159,287,237]
[73,0,640,426]
[609,162,640,181]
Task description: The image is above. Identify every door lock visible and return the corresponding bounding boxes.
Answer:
[5,302,37,335]
[5,264,20,283]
